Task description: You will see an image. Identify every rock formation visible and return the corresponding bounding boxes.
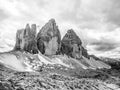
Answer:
[14,19,89,58]
[0,18,116,90]
[37,19,61,56]
[81,46,89,58]
[14,29,24,50]
[14,24,38,54]
[61,29,89,59]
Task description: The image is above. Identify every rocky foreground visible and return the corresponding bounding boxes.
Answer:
[0,67,118,90]
[0,19,120,90]
[0,52,120,90]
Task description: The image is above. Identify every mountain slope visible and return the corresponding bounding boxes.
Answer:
[0,51,111,72]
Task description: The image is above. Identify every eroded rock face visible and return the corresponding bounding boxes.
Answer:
[37,19,61,56]
[61,29,82,58]
[14,19,89,57]
[81,46,89,58]
[61,29,89,59]
[14,29,24,50]
[14,24,38,54]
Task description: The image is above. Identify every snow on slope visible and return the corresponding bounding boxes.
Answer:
[82,56,111,69]
[37,54,88,69]
[89,57,111,69]
[0,53,33,72]
[0,51,111,72]
[54,55,88,69]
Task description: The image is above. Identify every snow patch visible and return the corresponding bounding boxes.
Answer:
[0,53,33,72]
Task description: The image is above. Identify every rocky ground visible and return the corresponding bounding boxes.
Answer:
[0,57,120,90]
[0,51,119,90]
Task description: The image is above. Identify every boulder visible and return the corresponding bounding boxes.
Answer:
[14,24,38,54]
[37,19,61,56]
[61,29,89,59]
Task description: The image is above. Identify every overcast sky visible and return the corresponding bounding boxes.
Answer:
[0,0,120,58]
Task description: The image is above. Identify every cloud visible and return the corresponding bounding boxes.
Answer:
[91,41,117,52]
[0,9,9,21]
[86,28,120,57]
[60,0,111,29]
[105,0,120,27]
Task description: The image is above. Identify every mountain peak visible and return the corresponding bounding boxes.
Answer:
[48,18,56,24]
[37,19,61,56]
[14,23,38,54]
[62,29,82,45]
[25,24,30,30]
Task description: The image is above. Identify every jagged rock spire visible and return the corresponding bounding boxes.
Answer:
[62,29,82,45]
[14,19,89,58]
[14,24,38,54]
[61,29,89,59]
[31,24,36,38]
[14,29,24,50]
[37,19,61,56]
[24,24,31,36]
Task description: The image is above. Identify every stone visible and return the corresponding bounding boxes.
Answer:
[14,24,38,54]
[37,19,61,56]
[14,29,24,50]
[23,24,38,54]
[81,46,89,58]
[61,29,82,58]
[31,24,36,38]
[62,29,82,45]
[61,29,89,59]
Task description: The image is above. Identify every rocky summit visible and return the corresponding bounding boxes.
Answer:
[0,19,120,90]
[37,19,61,56]
[14,24,38,54]
[61,29,89,59]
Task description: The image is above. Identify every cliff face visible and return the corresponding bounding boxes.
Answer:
[37,19,61,56]
[81,46,89,58]
[14,29,24,50]
[14,24,38,54]
[14,19,89,58]
[61,29,89,59]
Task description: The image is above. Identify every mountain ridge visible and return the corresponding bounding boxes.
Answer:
[0,18,111,72]
[1,19,120,90]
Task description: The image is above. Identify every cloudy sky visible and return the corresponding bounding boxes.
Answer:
[0,0,120,58]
